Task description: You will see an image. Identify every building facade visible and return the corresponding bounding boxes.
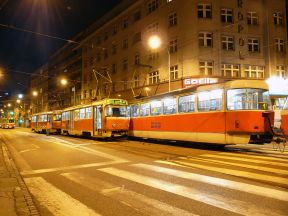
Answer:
[81,0,287,102]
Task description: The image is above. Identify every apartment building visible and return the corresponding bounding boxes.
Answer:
[81,0,287,102]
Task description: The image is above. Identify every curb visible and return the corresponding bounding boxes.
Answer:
[1,140,40,216]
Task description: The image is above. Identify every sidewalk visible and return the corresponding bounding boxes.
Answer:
[0,134,40,216]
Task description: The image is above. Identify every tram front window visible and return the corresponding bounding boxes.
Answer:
[105,106,127,117]
[227,88,271,110]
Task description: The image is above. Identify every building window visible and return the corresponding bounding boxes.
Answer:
[134,75,140,87]
[222,35,234,51]
[148,52,159,60]
[104,32,109,41]
[112,44,117,55]
[112,25,118,35]
[134,54,140,65]
[122,18,128,29]
[199,32,213,47]
[169,39,178,53]
[170,65,178,80]
[275,38,285,53]
[123,58,128,70]
[122,39,128,49]
[248,38,260,52]
[198,3,212,18]
[168,12,177,27]
[133,32,142,44]
[199,61,213,76]
[148,0,159,14]
[221,64,240,78]
[247,12,258,25]
[221,8,233,23]
[112,63,117,74]
[148,71,159,84]
[146,22,159,34]
[134,10,141,22]
[273,12,283,25]
[276,65,285,78]
[244,65,264,78]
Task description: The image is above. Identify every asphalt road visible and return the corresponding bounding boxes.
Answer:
[1,128,288,216]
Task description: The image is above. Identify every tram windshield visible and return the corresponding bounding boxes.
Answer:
[227,88,271,110]
[105,106,127,117]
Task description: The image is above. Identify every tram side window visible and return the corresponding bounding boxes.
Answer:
[79,108,85,119]
[227,89,270,110]
[32,116,37,122]
[179,95,195,113]
[86,107,92,118]
[140,103,150,116]
[62,112,68,121]
[39,115,47,122]
[53,114,61,121]
[163,98,177,114]
[151,101,162,116]
[131,105,140,117]
[198,90,223,111]
[74,110,80,120]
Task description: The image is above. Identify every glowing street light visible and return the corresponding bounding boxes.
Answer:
[148,35,162,50]
[18,94,23,99]
[60,78,68,86]
[7,103,11,107]
[32,91,38,97]
[16,99,21,104]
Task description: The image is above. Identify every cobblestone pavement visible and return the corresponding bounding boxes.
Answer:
[0,134,40,216]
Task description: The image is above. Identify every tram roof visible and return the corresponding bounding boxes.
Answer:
[32,110,62,116]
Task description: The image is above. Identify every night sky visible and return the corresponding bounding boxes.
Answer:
[0,0,121,96]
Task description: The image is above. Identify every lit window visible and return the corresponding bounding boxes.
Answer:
[198,90,223,111]
[198,3,212,18]
[148,0,159,14]
[163,98,177,114]
[199,61,213,76]
[169,39,178,53]
[150,100,162,115]
[247,12,258,25]
[199,32,213,47]
[168,12,177,27]
[221,8,233,23]
[248,38,260,52]
[140,103,150,116]
[244,65,264,78]
[222,35,234,50]
[273,12,283,25]
[80,108,85,119]
[276,65,285,78]
[275,38,285,52]
[221,64,240,78]
[170,65,178,80]
[178,94,195,113]
[148,71,160,84]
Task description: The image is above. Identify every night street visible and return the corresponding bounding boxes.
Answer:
[1,128,288,216]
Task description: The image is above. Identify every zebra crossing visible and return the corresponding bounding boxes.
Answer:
[24,151,288,216]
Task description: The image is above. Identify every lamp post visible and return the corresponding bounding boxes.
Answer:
[148,35,171,92]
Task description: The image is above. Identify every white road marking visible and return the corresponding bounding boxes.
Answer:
[185,156,288,175]
[62,172,197,216]
[21,161,121,175]
[99,167,278,216]
[139,163,288,202]
[219,152,288,162]
[196,154,288,167]
[159,159,288,186]
[24,177,101,216]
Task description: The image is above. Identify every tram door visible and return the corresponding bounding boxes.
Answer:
[94,106,102,135]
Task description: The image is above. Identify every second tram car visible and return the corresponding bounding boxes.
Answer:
[61,99,129,137]
[128,80,274,145]
[31,110,62,134]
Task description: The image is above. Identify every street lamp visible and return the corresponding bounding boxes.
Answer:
[16,99,21,104]
[7,103,11,107]
[147,35,171,92]
[32,91,38,97]
[18,94,23,99]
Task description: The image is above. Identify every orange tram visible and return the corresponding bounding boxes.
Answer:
[31,110,62,134]
[128,79,274,145]
[280,103,288,136]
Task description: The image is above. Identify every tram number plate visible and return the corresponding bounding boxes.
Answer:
[151,122,161,129]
